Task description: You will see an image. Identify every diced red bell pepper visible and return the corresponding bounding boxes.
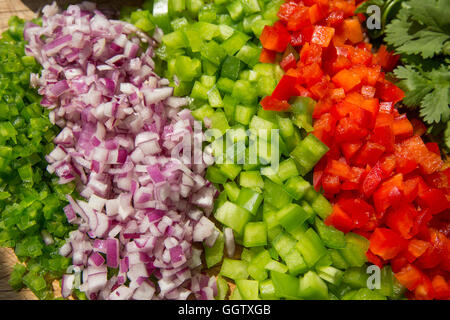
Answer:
[376,80,405,104]
[399,136,443,175]
[426,142,441,156]
[259,48,277,64]
[431,275,450,300]
[309,3,328,24]
[322,173,340,195]
[379,154,396,177]
[338,198,373,228]
[325,159,354,181]
[418,188,450,215]
[272,75,298,101]
[410,118,427,136]
[403,177,420,202]
[280,53,297,71]
[260,96,290,111]
[371,125,395,153]
[369,227,407,260]
[277,1,299,22]
[302,62,324,87]
[366,250,385,268]
[407,239,431,262]
[341,141,362,162]
[414,276,435,300]
[385,203,417,239]
[299,42,323,65]
[362,164,383,197]
[361,85,376,99]
[332,69,361,92]
[311,26,335,48]
[335,117,368,143]
[286,6,311,31]
[326,9,345,27]
[373,173,404,214]
[290,31,304,47]
[260,25,291,52]
[373,45,400,72]
[325,203,355,233]
[395,264,424,290]
[342,17,364,44]
[392,115,413,138]
[353,142,385,167]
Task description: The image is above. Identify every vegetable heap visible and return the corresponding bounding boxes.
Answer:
[357,0,450,151]
[24,3,217,300]
[122,0,405,300]
[0,16,76,299]
[259,0,450,300]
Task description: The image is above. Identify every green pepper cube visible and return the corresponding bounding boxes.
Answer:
[234,105,256,126]
[317,266,344,286]
[226,0,245,21]
[248,250,271,281]
[210,111,230,135]
[162,30,188,49]
[236,44,261,67]
[221,56,241,81]
[216,276,229,300]
[298,271,328,300]
[191,104,214,121]
[284,247,308,276]
[290,134,329,176]
[276,203,309,232]
[243,222,267,247]
[207,87,223,108]
[272,232,297,261]
[224,182,241,202]
[215,201,251,234]
[314,217,346,249]
[223,95,237,122]
[236,279,260,300]
[342,267,370,289]
[295,228,328,267]
[271,271,300,299]
[328,249,349,270]
[339,232,369,268]
[283,176,311,200]
[175,56,202,81]
[204,230,224,268]
[152,0,171,33]
[311,193,333,220]
[205,165,228,184]
[218,24,235,41]
[265,260,289,274]
[217,78,235,94]
[218,163,242,180]
[221,31,250,56]
[277,159,299,182]
[239,171,264,189]
[232,80,257,105]
[183,26,204,52]
[263,178,292,209]
[260,279,277,300]
[236,187,263,215]
[260,166,283,185]
[352,288,387,300]
[201,40,226,66]
[220,258,249,280]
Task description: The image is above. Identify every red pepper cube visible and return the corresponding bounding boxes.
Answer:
[290,31,304,47]
[373,173,404,214]
[332,69,361,92]
[278,1,299,22]
[259,48,277,64]
[325,204,355,233]
[260,96,290,111]
[353,142,386,167]
[395,264,424,291]
[376,80,405,103]
[260,25,291,53]
[337,198,373,228]
[326,9,345,27]
[287,6,311,31]
[418,188,450,215]
[342,17,364,44]
[362,164,384,197]
[271,75,298,101]
[392,115,413,138]
[369,228,407,260]
[280,53,297,71]
[309,4,328,24]
[299,42,323,65]
[311,26,335,48]
[385,203,417,240]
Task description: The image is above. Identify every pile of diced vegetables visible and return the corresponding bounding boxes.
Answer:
[0,0,447,300]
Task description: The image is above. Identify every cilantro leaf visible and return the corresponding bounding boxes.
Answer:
[385,0,450,58]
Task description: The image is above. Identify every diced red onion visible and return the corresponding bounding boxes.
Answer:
[26,2,217,301]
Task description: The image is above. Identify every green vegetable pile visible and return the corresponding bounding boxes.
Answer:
[122,0,404,300]
[357,0,450,151]
[0,17,76,300]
